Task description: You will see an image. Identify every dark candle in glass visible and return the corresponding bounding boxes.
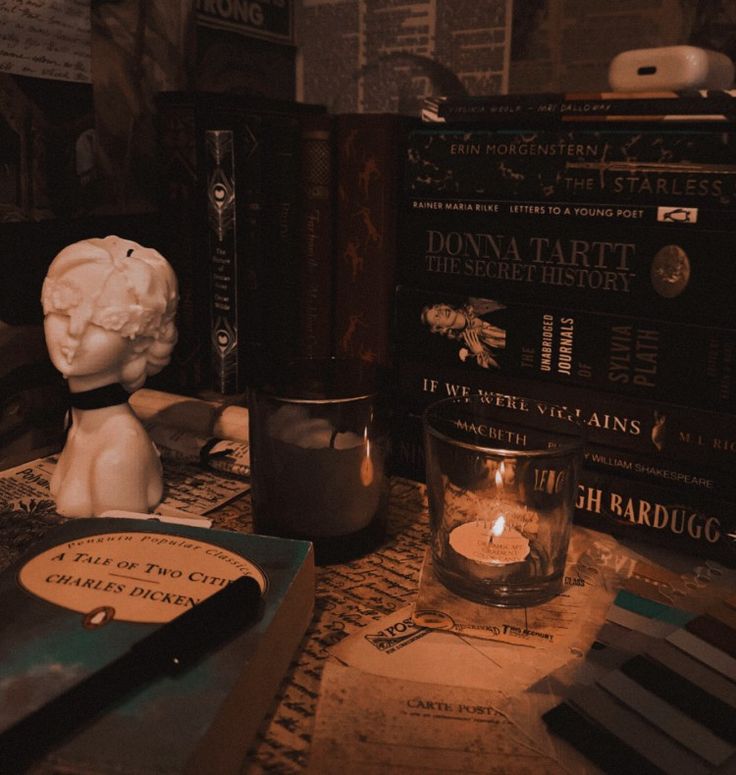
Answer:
[248,358,389,564]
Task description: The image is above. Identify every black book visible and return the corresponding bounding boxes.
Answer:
[404,125,736,229]
[157,92,325,395]
[393,360,736,474]
[393,285,736,413]
[422,90,736,126]
[398,214,736,327]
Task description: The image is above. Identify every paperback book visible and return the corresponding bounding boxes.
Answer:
[0,518,314,774]
[398,216,736,326]
[394,361,736,473]
[422,89,736,126]
[393,285,735,412]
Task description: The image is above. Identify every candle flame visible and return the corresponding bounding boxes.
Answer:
[491,514,505,538]
[495,462,505,490]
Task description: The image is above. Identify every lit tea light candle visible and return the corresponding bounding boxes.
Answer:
[424,394,583,606]
[445,464,536,581]
[449,513,530,566]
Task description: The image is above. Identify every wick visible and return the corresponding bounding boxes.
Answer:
[329,429,338,449]
[126,248,134,257]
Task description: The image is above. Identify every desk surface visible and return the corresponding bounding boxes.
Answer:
[216,479,431,773]
[2,474,734,774]
[0,475,431,774]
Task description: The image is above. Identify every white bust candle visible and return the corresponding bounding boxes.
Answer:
[41,236,178,517]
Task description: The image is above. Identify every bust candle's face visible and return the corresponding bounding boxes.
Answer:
[41,236,179,389]
[44,312,133,379]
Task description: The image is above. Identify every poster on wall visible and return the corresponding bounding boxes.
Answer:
[295,0,513,114]
[509,0,736,93]
[195,0,296,98]
[0,0,93,222]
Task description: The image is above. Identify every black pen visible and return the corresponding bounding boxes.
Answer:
[0,574,262,772]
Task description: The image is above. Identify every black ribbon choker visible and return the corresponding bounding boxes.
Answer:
[68,383,130,411]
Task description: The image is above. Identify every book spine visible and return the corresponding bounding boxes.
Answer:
[575,468,736,566]
[422,90,736,125]
[388,413,736,565]
[394,360,736,473]
[235,113,265,382]
[393,285,736,412]
[156,95,210,392]
[333,114,416,366]
[405,127,736,224]
[582,443,736,501]
[207,106,325,390]
[259,113,302,365]
[399,214,736,326]
[205,128,239,394]
[298,114,335,359]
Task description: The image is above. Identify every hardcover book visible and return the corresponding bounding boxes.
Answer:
[298,113,335,359]
[156,91,325,394]
[398,215,736,326]
[393,285,735,412]
[581,444,736,502]
[575,467,736,567]
[156,93,212,391]
[0,518,314,774]
[204,101,325,393]
[333,113,418,366]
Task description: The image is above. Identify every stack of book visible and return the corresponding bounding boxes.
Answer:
[391,90,736,565]
[156,92,327,395]
[157,94,417,395]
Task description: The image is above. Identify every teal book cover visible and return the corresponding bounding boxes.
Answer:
[0,518,314,774]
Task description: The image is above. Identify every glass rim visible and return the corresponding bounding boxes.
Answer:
[250,356,383,403]
[422,394,585,459]
[253,391,377,405]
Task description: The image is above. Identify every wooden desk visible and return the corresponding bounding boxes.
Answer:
[0,472,430,774]
[2,471,734,774]
[212,478,431,773]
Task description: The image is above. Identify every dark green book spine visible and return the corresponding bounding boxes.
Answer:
[260,113,302,364]
[393,360,736,473]
[405,127,736,216]
[394,285,736,412]
[156,94,210,392]
[205,128,239,394]
[298,113,335,359]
